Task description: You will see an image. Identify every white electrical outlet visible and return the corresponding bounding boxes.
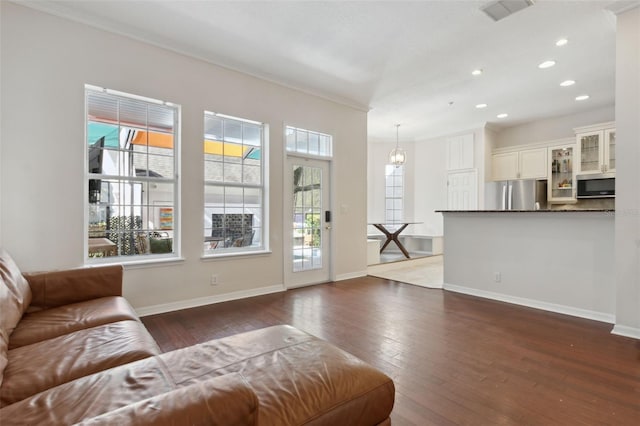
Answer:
[494,272,501,283]
[210,274,219,286]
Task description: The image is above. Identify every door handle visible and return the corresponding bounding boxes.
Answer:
[325,226,332,230]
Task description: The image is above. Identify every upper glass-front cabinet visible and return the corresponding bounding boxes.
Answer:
[575,124,616,175]
[605,129,616,173]
[577,131,602,173]
[548,144,576,204]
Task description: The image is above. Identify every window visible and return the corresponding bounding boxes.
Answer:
[285,126,332,157]
[385,165,404,223]
[203,112,265,254]
[85,86,180,261]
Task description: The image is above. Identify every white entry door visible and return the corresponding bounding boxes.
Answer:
[284,157,331,288]
[447,170,478,210]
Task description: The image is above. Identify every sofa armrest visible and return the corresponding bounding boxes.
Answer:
[74,373,259,426]
[25,265,124,310]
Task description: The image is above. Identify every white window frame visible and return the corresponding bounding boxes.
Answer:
[385,164,404,223]
[84,85,181,264]
[203,111,268,257]
[285,125,333,158]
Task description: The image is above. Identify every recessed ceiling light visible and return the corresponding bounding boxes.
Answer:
[476,103,488,109]
[497,113,508,118]
[560,80,576,87]
[575,95,590,101]
[472,69,483,76]
[556,38,568,46]
[538,60,556,69]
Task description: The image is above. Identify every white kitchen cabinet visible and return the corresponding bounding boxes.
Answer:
[491,147,547,181]
[446,133,474,171]
[548,144,577,204]
[492,152,518,180]
[519,148,548,179]
[575,123,615,175]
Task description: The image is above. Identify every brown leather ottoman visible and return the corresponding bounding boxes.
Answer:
[159,325,395,425]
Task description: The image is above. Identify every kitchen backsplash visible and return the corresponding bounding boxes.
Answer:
[548,198,615,210]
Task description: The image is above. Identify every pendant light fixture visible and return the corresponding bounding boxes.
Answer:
[389,124,406,167]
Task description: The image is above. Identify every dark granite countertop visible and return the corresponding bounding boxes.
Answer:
[436,209,614,213]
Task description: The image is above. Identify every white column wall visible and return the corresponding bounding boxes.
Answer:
[412,140,447,236]
[613,6,640,338]
[0,3,368,311]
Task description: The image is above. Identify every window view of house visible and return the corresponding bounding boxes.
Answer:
[203,112,265,253]
[86,86,179,260]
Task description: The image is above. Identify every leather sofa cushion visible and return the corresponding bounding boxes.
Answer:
[0,320,160,407]
[8,296,139,349]
[160,325,395,426]
[0,356,174,425]
[0,362,258,426]
[25,265,123,310]
[75,373,258,426]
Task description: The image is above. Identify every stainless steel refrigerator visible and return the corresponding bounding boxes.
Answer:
[485,179,547,210]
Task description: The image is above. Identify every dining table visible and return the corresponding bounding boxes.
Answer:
[368,222,422,259]
[88,237,117,257]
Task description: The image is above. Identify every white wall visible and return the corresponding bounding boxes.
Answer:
[613,6,640,338]
[495,105,615,149]
[443,212,616,322]
[0,3,368,310]
[413,139,447,236]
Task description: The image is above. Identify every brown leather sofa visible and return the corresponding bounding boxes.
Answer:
[0,249,395,425]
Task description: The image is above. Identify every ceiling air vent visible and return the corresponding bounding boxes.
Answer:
[481,0,534,22]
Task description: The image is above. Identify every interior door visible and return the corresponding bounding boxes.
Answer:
[447,170,478,210]
[284,157,331,288]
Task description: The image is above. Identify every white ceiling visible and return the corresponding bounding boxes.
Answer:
[21,0,623,142]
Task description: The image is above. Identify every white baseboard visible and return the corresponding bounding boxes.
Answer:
[611,324,640,340]
[135,284,285,317]
[335,270,367,281]
[443,283,615,324]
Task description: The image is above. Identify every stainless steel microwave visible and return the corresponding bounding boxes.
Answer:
[576,174,615,198]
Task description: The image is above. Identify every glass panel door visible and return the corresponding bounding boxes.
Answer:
[284,157,331,288]
[292,165,323,272]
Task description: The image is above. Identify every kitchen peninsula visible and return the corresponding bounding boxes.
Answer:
[437,209,615,323]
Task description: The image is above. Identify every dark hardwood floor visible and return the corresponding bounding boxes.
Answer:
[142,276,640,425]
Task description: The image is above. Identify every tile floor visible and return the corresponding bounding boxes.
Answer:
[367,255,443,289]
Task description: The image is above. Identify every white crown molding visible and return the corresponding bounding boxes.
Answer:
[492,136,575,154]
[606,1,640,15]
[573,121,616,134]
